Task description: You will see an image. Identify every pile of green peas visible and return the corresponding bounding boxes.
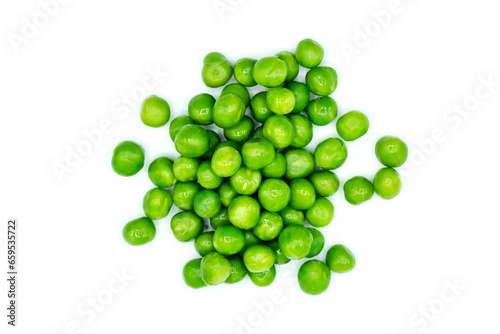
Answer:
[112,38,408,295]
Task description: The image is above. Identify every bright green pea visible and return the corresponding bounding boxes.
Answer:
[241,138,276,170]
[289,178,316,210]
[250,91,274,123]
[289,114,313,148]
[298,260,331,295]
[122,217,156,246]
[174,124,209,158]
[306,197,334,227]
[266,87,296,115]
[183,258,207,289]
[279,206,305,226]
[238,230,261,256]
[336,110,369,141]
[202,52,232,88]
[193,189,222,218]
[306,66,338,96]
[188,93,215,125]
[225,255,248,284]
[213,225,245,255]
[373,167,402,199]
[248,265,276,287]
[210,207,230,229]
[252,56,288,88]
[249,126,264,140]
[143,188,173,220]
[218,181,237,207]
[375,136,408,167]
[216,140,240,151]
[284,81,310,113]
[278,225,313,260]
[172,182,201,210]
[258,178,291,212]
[314,138,348,170]
[211,146,242,178]
[306,228,325,258]
[169,116,194,141]
[263,115,295,149]
[194,232,216,257]
[253,211,284,241]
[295,38,324,68]
[213,93,246,129]
[201,130,221,160]
[173,156,200,182]
[261,152,286,178]
[343,176,374,205]
[267,239,291,264]
[307,96,338,126]
[200,252,232,285]
[309,170,340,197]
[170,211,204,242]
[197,160,223,189]
[140,95,170,128]
[111,141,145,177]
[221,83,250,107]
[284,148,315,180]
[228,195,261,230]
[325,244,356,273]
[224,115,254,144]
[243,244,276,273]
[276,51,299,82]
[148,157,177,188]
[234,58,257,87]
[229,165,262,195]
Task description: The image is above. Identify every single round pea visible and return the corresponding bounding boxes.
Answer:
[213,93,246,129]
[278,225,313,260]
[243,244,276,273]
[111,141,145,176]
[224,115,254,144]
[213,225,245,255]
[289,178,316,210]
[343,176,374,205]
[197,160,223,189]
[221,83,250,107]
[261,152,286,179]
[225,255,248,284]
[234,58,257,87]
[193,189,222,218]
[228,195,261,229]
[276,51,299,82]
[298,260,331,295]
[170,211,204,242]
[250,91,274,123]
[306,197,334,227]
[267,239,291,264]
[143,188,173,220]
[375,136,408,167]
[238,230,261,256]
[169,116,194,141]
[252,56,288,88]
[314,138,348,170]
[258,178,291,212]
[140,95,170,128]
[248,265,276,287]
[122,217,156,246]
[202,52,232,88]
[200,252,232,285]
[306,228,325,258]
[253,211,284,241]
[194,232,216,257]
[309,170,340,197]
[289,114,313,148]
[306,66,338,96]
[266,87,296,115]
[211,146,242,178]
[218,181,237,207]
[174,124,209,158]
[241,138,276,170]
[201,130,221,160]
[230,165,262,195]
[262,115,295,149]
[183,258,207,289]
[210,207,230,229]
[295,38,324,68]
[325,244,356,273]
[284,81,310,113]
[148,157,177,188]
[173,156,200,182]
[373,167,402,199]
[284,148,315,180]
[249,126,264,140]
[307,96,338,126]
[188,93,215,125]
[279,206,305,226]
[336,110,369,141]
[172,182,201,210]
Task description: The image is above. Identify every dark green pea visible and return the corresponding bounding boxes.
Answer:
[314,138,348,170]
[223,115,254,144]
[200,252,232,285]
[279,206,305,226]
[266,239,291,264]
[140,95,170,128]
[122,217,156,246]
[228,195,261,229]
[248,265,276,287]
[211,146,242,178]
[262,115,295,149]
[111,141,145,177]
[213,93,246,129]
[243,244,276,273]
[252,56,288,88]
[307,96,338,126]
[197,160,223,189]
[249,126,264,140]
[261,152,286,179]
[306,197,334,227]
[183,258,207,289]
[215,140,240,151]
[174,124,210,158]
[170,211,204,242]
[169,116,194,141]
[193,189,222,218]
[375,136,408,167]
[218,181,238,207]
[289,178,316,210]
[258,178,291,212]
[221,83,250,107]
[309,170,340,197]
[266,87,296,115]
[278,225,313,260]
[306,228,325,258]
[210,207,230,229]
[172,182,202,210]
[194,232,216,257]
[250,91,274,123]
[289,114,313,148]
[188,93,215,125]
[276,51,299,82]
[201,130,221,161]
[225,255,248,284]
[325,244,356,273]
[238,230,262,256]
[148,157,177,188]
[295,38,324,68]
[284,148,315,180]
[306,66,338,96]
[241,138,276,170]
[336,110,369,141]
[202,52,232,88]
[234,58,257,87]
[298,260,331,295]
[229,165,262,195]
[284,81,310,113]
[213,225,245,255]
[373,167,402,199]
[173,156,200,182]
[253,211,284,241]
[143,188,173,220]
[343,176,374,205]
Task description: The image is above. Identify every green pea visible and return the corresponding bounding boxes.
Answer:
[278,225,313,260]
[122,217,156,246]
[252,56,288,88]
[295,38,324,68]
[194,232,216,257]
[210,207,230,229]
[241,138,276,170]
[305,197,334,227]
[336,110,369,141]
[213,225,245,255]
[174,124,209,158]
[193,189,222,218]
[309,170,340,197]
[202,52,232,88]
[343,176,374,205]
[248,265,276,287]
[140,95,170,128]
[143,188,173,220]
[276,51,299,82]
[306,66,338,96]
[201,130,221,160]
[148,157,177,188]
[183,258,207,289]
[111,141,145,177]
[197,160,223,189]
[221,83,250,107]
[170,211,204,242]
[306,228,325,258]
[325,244,356,273]
[223,115,254,144]
[314,138,348,170]
[307,96,338,126]
[253,211,284,241]
[225,255,248,284]
[249,126,264,140]
[238,230,262,256]
[243,244,276,273]
[266,87,296,115]
[284,81,310,113]
[200,252,232,285]
[229,165,262,195]
[173,156,200,182]
[284,148,315,180]
[172,182,201,210]
[289,114,313,148]
[215,140,240,151]
[211,146,242,178]
[266,239,291,264]
[218,181,238,207]
[298,260,331,295]
[228,195,261,230]
[234,58,257,87]
[289,178,316,210]
[261,152,286,179]
[169,116,194,141]
[258,178,291,212]
[279,206,305,226]
[188,93,215,125]
[213,93,246,129]
[375,136,408,167]
[263,115,295,149]
[373,167,402,199]
[250,91,274,123]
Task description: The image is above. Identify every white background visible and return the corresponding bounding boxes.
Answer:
[1,0,500,333]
